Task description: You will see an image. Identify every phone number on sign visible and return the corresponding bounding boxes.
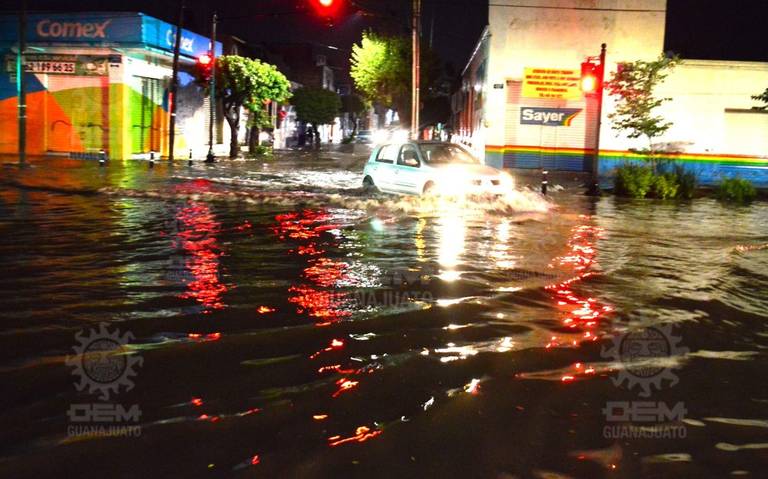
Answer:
[24,61,76,74]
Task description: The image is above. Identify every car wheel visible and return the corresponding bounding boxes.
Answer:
[363,176,378,194]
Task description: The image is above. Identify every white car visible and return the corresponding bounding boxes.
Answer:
[362,141,514,196]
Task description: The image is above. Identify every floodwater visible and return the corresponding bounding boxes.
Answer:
[0,153,767,478]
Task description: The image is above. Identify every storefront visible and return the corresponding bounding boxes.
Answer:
[456,0,768,186]
[0,12,221,160]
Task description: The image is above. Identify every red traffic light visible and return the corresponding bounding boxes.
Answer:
[309,0,343,19]
[580,61,599,93]
[195,53,214,84]
[197,53,212,66]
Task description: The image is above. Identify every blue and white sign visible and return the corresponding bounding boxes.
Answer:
[520,107,582,126]
[142,16,222,58]
[0,13,221,59]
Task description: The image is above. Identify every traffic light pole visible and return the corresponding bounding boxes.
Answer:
[587,43,606,196]
[411,0,421,140]
[206,12,218,163]
[168,0,185,163]
[17,0,27,165]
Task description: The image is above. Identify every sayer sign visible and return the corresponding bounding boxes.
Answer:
[520,107,582,126]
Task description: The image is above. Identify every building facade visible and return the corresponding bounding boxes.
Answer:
[0,12,222,160]
[456,0,768,185]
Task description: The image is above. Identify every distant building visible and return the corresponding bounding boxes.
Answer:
[0,12,223,160]
[455,0,768,185]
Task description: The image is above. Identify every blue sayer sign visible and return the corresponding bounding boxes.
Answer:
[520,107,582,126]
[0,12,221,58]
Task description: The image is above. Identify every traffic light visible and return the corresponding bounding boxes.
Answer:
[580,61,599,94]
[309,0,343,23]
[196,53,213,84]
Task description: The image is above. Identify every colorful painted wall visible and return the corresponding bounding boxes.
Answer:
[0,12,220,160]
[0,63,170,158]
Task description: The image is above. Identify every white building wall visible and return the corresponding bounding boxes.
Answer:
[651,60,768,156]
[486,0,668,155]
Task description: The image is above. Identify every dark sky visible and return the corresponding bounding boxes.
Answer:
[2,0,766,71]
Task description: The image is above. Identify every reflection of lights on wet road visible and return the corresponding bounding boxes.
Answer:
[275,209,356,326]
[464,378,481,394]
[437,215,465,273]
[188,332,222,341]
[328,425,382,447]
[543,217,613,349]
[175,201,228,312]
[309,338,346,359]
[332,378,359,398]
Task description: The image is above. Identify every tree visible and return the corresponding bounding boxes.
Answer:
[605,54,682,170]
[291,87,341,146]
[197,55,291,158]
[340,94,366,136]
[752,87,768,110]
[350,32,440,128]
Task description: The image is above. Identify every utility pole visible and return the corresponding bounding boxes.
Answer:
[17,0,27,165]
[411,0,421,140]
[587,43,607,196]
[168,0,185,163]
[205,12,218,163]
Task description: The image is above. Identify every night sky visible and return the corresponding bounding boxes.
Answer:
[2,1,766,71]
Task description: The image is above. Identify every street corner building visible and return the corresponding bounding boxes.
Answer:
[0,12,222,160]
[453,0,768,186]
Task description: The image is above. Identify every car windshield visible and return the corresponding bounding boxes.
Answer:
[419,144,479,165]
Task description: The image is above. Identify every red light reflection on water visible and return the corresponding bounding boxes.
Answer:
[328,426,382,447]
[175,201,228,312]
[544,217,613,348]
[274,209,384,447]
[274,209,352,326]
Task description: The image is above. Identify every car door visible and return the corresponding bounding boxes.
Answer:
[393,143,423,194]
[368,144,398,192]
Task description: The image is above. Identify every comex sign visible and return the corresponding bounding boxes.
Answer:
[520,107,582,127]
[37,19,112,39]
[165,30,195,55]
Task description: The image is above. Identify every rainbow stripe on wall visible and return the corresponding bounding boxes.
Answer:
[485,145,768,186]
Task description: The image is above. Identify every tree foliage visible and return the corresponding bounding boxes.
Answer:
[752,87,768,110]
[291,87,342,127]
[605,54,681,166]
[196,55,291,158]
[350,31,440,127]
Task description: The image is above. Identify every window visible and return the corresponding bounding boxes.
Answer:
[397,144,420,167]
[376,144,398,163]
[421,143,479,165]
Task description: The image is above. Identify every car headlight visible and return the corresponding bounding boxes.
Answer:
[437,172,470,195]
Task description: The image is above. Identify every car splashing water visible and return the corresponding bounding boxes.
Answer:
[0,157,767,478]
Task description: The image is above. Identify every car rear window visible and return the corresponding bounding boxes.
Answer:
[376,144,398,164]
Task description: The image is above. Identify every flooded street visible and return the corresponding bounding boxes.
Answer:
[1,154,767,478]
